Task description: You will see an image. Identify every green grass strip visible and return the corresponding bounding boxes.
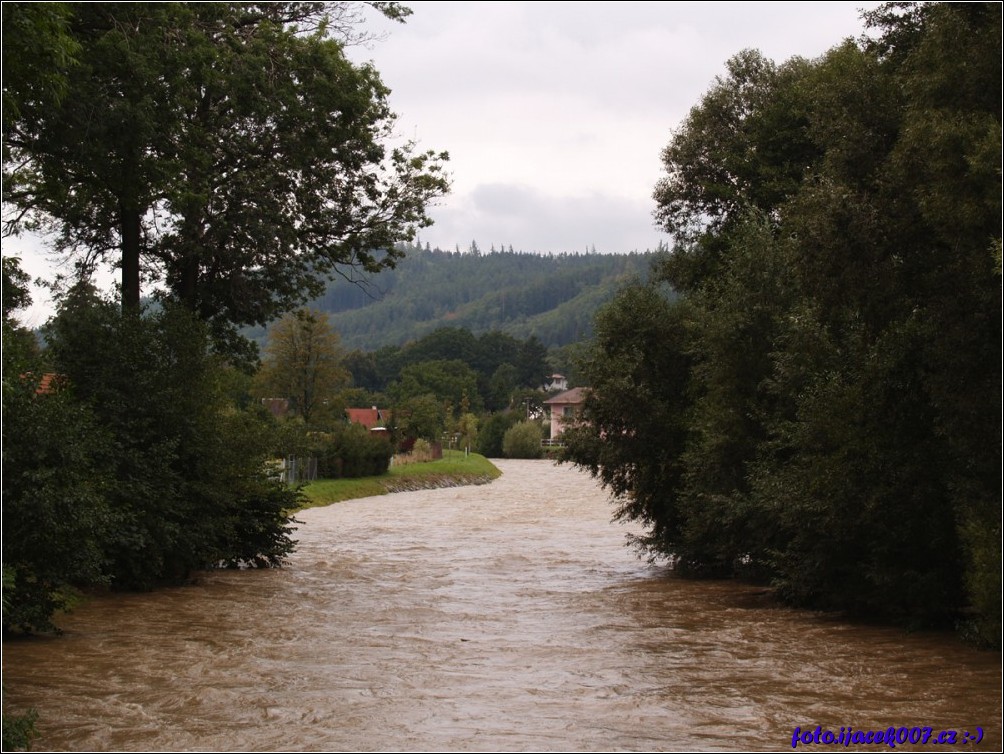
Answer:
[297,450,501,510]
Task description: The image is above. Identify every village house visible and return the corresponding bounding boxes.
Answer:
[543,373,568,392]
[542,387,588,441]
[345,406,392,435]
[18,372,63,395]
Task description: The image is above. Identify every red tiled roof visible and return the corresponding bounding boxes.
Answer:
[37,373,58,395]
[20,372,62,395]
[346,407,391,429]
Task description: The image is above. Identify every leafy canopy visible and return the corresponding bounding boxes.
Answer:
[3,2,449,353]
[566,1,1001,636]
[256,308,348,425]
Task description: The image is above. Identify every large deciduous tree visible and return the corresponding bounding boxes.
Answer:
[4,2,449,349]
[3,266,300,631]
[390,358,484,419]
[256,308,348,424]
[566,2,1001,639]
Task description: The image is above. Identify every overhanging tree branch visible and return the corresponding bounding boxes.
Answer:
[4,2,449,334]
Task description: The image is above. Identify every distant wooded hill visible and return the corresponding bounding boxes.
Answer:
[250,245,659,351]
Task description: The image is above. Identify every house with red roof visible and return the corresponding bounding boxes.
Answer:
[345,406,392,434]
[19,372,63,395]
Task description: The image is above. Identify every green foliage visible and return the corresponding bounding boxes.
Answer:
[561,283,694,561]
[255,309,348,425]
[2,260,110,633]
[306,246,655,350]
[1,710,38,751]
[547,341,590,388]
[956,508,1002,648]
[486,363,519,412]
[1,568,40,748]
[569,2,1001,635]
[3,0,441,637]
[671,218,795,577]
[2,369,114,631]
[1,696,38,752]
[394,393,445,443]
[343,326,552,419]
[0,268,41,375]
[501,420,544,459]
[2,258,32,318]
[456,411,478,452]
[411,438,433,460]
[391,359,483,415]
[653,49,817,250]
[5,2,448,338]
[476,412,521,458]
[510,387,548,421]
[312,423,393,479]
[4,288,300,610]
[1,1,78,137]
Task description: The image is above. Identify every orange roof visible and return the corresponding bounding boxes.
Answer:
[345,407,391,429]
[20,372,62,395]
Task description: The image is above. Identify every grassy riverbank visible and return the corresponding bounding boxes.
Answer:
[297,450,501,510]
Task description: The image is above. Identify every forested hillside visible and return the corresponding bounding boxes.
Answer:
[256,245,656,350]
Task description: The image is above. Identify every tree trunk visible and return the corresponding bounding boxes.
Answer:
[120,204,142,312]
[178,254,199,312]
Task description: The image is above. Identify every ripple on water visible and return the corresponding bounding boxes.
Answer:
[3,460,1000,751]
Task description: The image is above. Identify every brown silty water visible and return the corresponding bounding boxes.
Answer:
[2,460,1000,751]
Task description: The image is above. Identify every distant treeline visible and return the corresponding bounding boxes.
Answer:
[246,246,658,351]
[343,326,551,414]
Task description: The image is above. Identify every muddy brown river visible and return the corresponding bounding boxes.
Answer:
[3,460,1000,751]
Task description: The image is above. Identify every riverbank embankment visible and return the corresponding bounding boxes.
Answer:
[296,449,501,509]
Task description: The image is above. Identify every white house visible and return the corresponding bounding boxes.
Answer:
[543,373,568,392]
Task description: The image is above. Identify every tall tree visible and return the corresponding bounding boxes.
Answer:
[568,2,1001,636]
[652,49,817,290]
[561,282,694,561]
[4,2,449,346]
[256,308,348,424]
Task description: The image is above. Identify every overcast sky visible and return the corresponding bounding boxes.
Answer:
[348,1,883,254]
[7,0,882,325]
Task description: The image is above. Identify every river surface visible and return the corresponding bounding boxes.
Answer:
[3,460,1000,751]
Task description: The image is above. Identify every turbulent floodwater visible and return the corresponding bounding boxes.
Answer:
[3,460,1000,751]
